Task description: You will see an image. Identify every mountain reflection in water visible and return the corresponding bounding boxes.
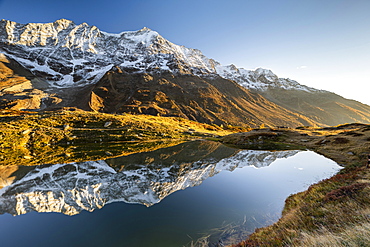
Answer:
[0,140,298,216]
[0,140,341,247]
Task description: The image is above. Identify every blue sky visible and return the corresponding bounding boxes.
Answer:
[1,0,369,104]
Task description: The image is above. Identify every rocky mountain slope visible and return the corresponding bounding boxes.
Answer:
[1,19,370,127]
[83,69,319,127]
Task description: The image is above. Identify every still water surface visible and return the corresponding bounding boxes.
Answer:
[0,140,341,247]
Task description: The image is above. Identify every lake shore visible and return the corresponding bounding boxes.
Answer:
[1,109,369,246]
[223,124,370,246]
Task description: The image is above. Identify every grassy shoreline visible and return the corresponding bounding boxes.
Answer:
[223,125,370,246]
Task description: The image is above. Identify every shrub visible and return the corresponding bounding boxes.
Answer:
[324,183,369,202]
[332,137,350,144]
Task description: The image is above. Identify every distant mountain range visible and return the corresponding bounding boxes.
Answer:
[1,19,369,127]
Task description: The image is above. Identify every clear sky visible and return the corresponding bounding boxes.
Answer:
[0,0,369,105]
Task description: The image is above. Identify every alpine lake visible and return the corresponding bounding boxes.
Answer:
[0,140,341,247]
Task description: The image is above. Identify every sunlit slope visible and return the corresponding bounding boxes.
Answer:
[0,109,236,166]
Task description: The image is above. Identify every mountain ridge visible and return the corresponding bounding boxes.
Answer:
[1,19,370,127]
[0,19,320,91]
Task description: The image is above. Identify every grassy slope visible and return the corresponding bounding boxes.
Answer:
[0,109,242,166]
[223,124,370,246]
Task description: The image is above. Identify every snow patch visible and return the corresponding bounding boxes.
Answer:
[100,31,124,38]
[6,53,59,76]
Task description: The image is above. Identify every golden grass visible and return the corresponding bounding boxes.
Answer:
[295,221,370,247]
[0,109,237,166]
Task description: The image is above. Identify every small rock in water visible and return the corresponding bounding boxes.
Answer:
[347,152,354,155]
[105,151,113,156]
[104,122,112,127]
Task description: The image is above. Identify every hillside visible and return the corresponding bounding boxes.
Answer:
[0,109,237,166]
[83,68,322,127]
[255,85,370,127]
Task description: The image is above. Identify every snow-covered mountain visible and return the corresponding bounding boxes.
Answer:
[216,65,320,92]
[0,19,315,92]
[0,19,215,87]
[1,19,370,127]
[0,141,299,216]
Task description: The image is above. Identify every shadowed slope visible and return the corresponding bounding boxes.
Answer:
[258,87,370,126]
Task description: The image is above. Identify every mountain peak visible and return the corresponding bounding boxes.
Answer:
[131,27,160,40]
[54,18,74,25]
[254,68,276,77]
[139,27,153,32]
